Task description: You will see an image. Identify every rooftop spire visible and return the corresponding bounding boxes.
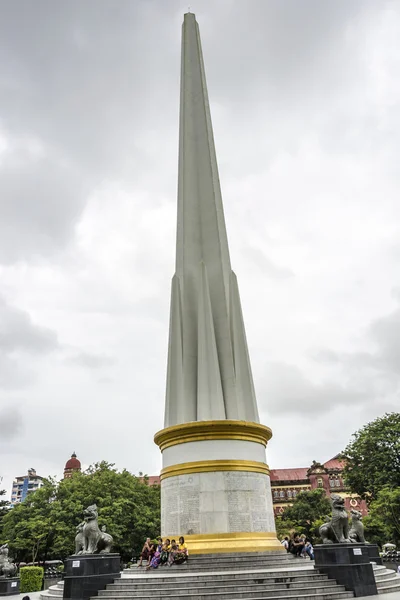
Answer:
[164,13,260,427]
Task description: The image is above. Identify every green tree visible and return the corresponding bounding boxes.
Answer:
[2,462,160,562]
[342,413,400,502]
[0,489,10,540]
[276,488,332,541]
[362,486,400,547]
[2,479,57,563]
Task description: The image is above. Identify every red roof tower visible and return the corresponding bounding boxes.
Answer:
[63,452,81,479]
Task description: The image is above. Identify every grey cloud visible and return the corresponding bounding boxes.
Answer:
[0,353,34,389]
[67,352,115,369]
[0,0,383,267]
[258,362,369,416]
[312,301,400,377]
[0,407,23,440]
[0,144,88,263]
[369,307,400,372]
[0,297,58,353]
[0,297,58,390]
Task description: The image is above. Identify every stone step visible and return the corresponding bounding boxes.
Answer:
[100,581,341,597]
[121,567,316,583]
[110,573,330,590]
[127,560,306,573]
[378,583,400,594]
[184,557,296,566]
[133,559,296,570]
[375,570,397,579]
[40,582,64,600]
[47,587,62,596]
[94,593,353,600]
[191,551,288,559]
[137,554,294,565]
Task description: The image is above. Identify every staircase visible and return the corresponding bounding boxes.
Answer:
[373,564,400,594]
[98,553,353,600]
[39,554,400,600]
[41,581,63,599]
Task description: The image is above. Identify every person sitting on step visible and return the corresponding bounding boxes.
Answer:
[146,538,163,570]
[160,538,170,566]
[167,539,179,566]
[138,537,154,567]
[173,536,188,564]
[290,533,305,557]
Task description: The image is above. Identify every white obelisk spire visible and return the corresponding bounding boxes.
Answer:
[164,12,259,428]
[155,13,281,555]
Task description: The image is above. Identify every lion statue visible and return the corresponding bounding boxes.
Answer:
[319,495,351,544]
[0,544,17,578]
[349,509,366,543]
[77,504,113,554]
[75,522,85,555]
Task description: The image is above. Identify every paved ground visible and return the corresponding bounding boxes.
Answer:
[16,592,42,600]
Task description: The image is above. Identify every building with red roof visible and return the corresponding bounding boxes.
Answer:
[63,452,82,479]
[270,455,368,516]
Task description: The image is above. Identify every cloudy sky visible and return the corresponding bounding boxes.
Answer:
[1,0,400,495]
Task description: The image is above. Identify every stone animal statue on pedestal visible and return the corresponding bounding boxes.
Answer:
[319,495,351,544]
[78,504,113,554]
[349,509,366,543]
[75,522,85,554]
[0,544,17,578]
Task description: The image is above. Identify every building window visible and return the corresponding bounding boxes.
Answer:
[279,490,285,498]
[335,479,340,487]
[292,490,297,498]
[317,477,323,488]
[329,479,335,487]
[273,490,278,499]
[287,490,292,498]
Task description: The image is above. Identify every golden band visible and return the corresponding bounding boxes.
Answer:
[154,420,272,452]
[160,532,284,554]
[160,459,270,480]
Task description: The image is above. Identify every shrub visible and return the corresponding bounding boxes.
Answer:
[20,566,44,593]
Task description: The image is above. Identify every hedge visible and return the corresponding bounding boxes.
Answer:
[20,566,44,593]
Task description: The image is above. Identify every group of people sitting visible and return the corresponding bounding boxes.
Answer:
[138,536,188,570]
[281,534,314,560]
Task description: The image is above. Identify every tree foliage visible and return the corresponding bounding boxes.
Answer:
[342,412,400,502]
[1,462,160,562]
[275,488,331,541]
[0,489,10,540]
[363,486,400,547]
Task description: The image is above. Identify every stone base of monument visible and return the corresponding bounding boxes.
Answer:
[314,543,377,597]
[63,554,120,600]
[364,542,382,565]
[0,578,20,596]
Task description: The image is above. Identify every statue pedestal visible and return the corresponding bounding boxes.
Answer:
[0,578,20,596]
[63,554,120,600]
[314,543,377,597]
[364,543,382,565]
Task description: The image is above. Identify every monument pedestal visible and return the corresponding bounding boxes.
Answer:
[155,421,283,554]
[314,543,377,597]
[63,554,120,600]
[0,578,20,596]
[364,543,382,565]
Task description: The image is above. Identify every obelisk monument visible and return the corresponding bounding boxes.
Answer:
[154,13,281,554]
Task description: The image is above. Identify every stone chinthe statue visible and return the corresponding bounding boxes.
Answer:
[75,522,85,554]
[75,505,113,554]
[153,12,281,555]
[319,495,351,544]
[349,509,367,543]
[0,545,17,578]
